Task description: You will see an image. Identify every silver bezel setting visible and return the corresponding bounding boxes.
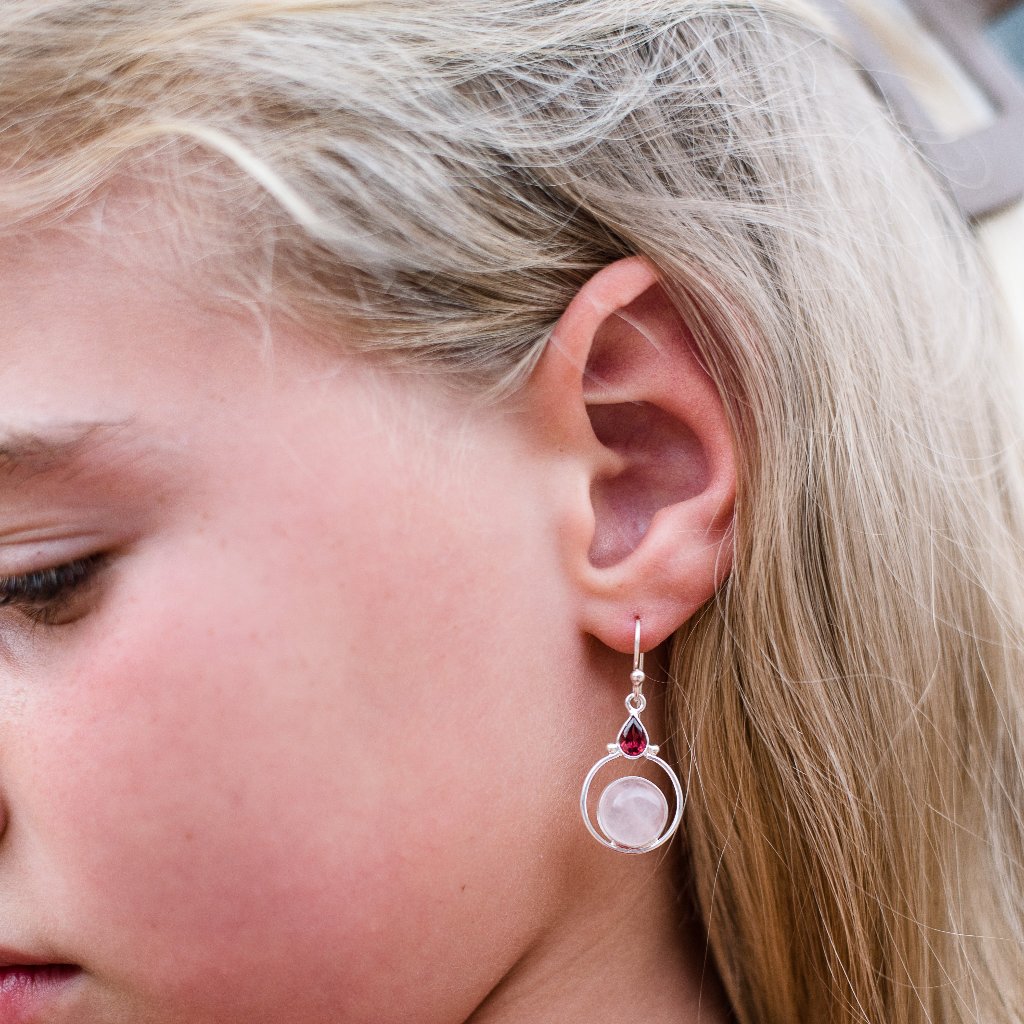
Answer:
[579,748,685,855]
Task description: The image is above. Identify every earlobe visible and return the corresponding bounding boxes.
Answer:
[530,255,736,655]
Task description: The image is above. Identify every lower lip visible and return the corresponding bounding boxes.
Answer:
[0,965,81,1024]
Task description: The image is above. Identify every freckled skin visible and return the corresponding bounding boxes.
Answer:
[0,210,734,1024]
[0,225,598,1024]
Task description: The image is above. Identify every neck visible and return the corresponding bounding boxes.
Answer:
[463,844,733,1024]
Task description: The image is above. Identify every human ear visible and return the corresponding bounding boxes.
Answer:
[523,255,736,655]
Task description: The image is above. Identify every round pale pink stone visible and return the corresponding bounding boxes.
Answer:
[596,776,669,849]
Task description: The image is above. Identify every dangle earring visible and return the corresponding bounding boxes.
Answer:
[579,617,684,854]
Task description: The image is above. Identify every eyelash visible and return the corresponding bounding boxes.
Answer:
[0,554,107,626]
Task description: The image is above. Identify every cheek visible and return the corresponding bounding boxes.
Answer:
[21,454,571,1021]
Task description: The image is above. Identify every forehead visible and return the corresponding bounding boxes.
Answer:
[0,214,332,480]
[0,190,407,484]
[1,160,271,316]
[0,220,220,377]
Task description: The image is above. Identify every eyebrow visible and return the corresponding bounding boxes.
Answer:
[0,419,142,477]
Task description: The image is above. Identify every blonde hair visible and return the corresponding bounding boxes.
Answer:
[2,1,1023,1020]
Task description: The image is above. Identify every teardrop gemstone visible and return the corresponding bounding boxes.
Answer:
[618,715,648,757]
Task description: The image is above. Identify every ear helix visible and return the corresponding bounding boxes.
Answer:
[579,616,685,854]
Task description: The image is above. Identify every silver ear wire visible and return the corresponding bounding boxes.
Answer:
[629,616,645,699]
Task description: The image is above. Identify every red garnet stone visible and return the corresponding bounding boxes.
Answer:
[618,716,648,757]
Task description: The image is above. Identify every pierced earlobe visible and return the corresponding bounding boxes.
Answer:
[524,255,737,654]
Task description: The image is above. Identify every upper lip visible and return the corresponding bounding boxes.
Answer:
[0,945,69,968]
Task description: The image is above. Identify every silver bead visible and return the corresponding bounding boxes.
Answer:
[629,668,645,685]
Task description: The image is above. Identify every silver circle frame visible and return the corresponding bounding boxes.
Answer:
[579,749,685,855]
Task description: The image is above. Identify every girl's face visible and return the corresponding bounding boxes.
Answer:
[0,220,620,1023]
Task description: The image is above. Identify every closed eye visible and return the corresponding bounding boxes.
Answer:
[0,553,108,626]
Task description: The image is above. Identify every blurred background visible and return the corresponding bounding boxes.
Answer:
[990,4,1024,75]
[834,0,1024,351]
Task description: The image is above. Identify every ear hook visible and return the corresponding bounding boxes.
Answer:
[631,616,645,700]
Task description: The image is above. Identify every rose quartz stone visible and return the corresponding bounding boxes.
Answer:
[596,776,668,849]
